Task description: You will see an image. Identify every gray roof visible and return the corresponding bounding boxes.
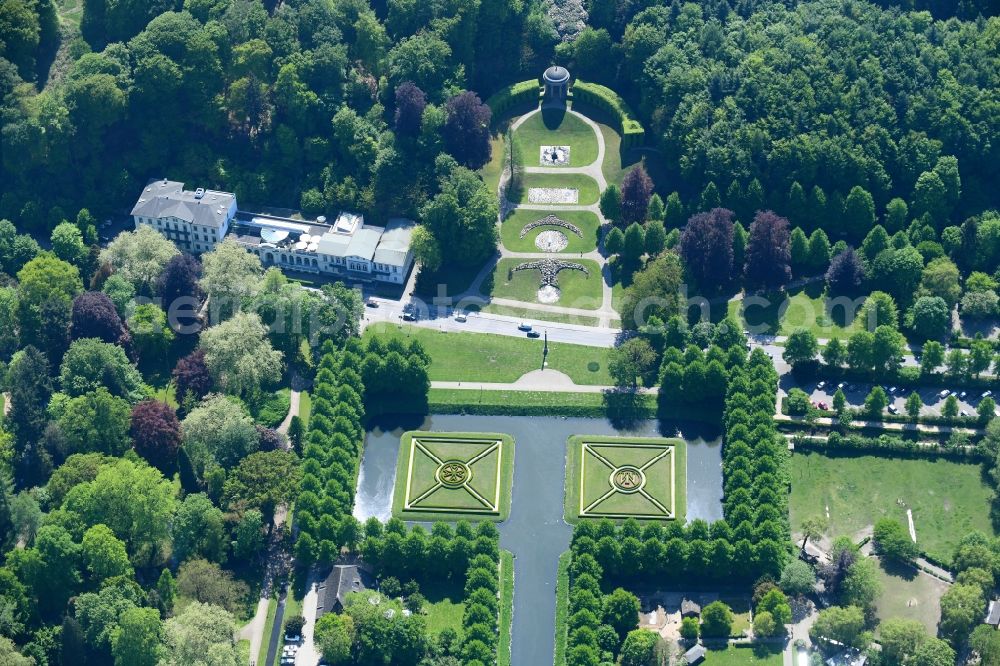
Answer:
[987,600,1000,625]
[345,227,382,260]
[544,65,570,84]
[681,599,701,616]
[683,645,706,664]
[318,564,372,617]
[131,179,235,229]
[372,218,415,267]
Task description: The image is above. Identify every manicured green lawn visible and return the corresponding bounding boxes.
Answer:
[477,303,601,327]
[256,596,277,666]
[297,390,311,429]
[553,551,571,666]
[788,451,995,564]
[499,550,514,666]
[423,595,465,637]
[365,323,613,385]
[514,173,601,206]
[392,432,515,521]
[149,381,178,409]
[429,389,659,420]
[481,133,507,196]
[484,258,604,310]
[703,644,784,665]
[564,435,686,523]
[514,108,599,167]
[499,209,600,254]
[728,283,860,339]
[874,560,948,634]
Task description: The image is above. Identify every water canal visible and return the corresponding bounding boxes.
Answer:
[354,415,723,666]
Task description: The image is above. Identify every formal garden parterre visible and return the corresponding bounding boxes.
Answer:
[392,431,515,522]
[564,435,686,523]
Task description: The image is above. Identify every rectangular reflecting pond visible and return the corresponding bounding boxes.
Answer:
[355,414,723,666]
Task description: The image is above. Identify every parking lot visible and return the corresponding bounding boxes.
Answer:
[803,380,992,417]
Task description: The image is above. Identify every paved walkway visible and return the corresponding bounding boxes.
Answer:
[431,368,657,394]
[487,103,620,328]
[240,384,303,664]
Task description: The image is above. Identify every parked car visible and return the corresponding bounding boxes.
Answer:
[816,381,826,390]
[961,410,969,417]
[365,297,378,308]
[982,390,993,399]
[888,405,898,414]
[837,382,846,390]
[526,330,540,338]
[959,391,967,399]
[454,312,467,322]
[888,386,897,394]
[938,389,950,399]
[517,322,532,332]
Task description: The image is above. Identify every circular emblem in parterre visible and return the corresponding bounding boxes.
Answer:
[437,460,472,488]
[610,465,645,494]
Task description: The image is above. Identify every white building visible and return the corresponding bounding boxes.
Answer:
[131,180,415,285]
[130,179,237,254]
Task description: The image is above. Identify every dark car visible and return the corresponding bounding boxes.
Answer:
[526,330,540,338]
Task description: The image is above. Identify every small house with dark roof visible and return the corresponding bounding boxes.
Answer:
[316,563,374,618]
[985,600,1000,627]
[680,599,701,619]
[682,644,706,665]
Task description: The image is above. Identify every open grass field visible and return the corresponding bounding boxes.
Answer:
[788,451,995,564]
[484,258,604,310]
[422,579,466,637]
[874,559,947,634]
[499,209,600,254]
[564,436,686,523]
[476,303,602,327]
[392,432,515,521]
[481,133,506,196]
[499,550,514,666]
[728,283,861,339]
[366,323,613,385]
[514,172,601,206]
[702,644,784,665]
[514,108,599,167]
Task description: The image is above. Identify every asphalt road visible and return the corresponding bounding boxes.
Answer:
[361,296,621,347]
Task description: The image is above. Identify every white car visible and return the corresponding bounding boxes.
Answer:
[938,389,950,399]
[454,312,467,322]
[982,390,993,399]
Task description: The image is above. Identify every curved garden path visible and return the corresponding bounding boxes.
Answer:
[480,102,619,327]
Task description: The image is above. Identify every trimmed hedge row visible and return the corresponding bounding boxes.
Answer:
[360,519,503,666]
[791,432,983,460]
[485,79,541,118]
[572,80,645,149]
[294,339,367,565]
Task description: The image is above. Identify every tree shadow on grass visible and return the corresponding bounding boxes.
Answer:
[879,557,919,583]
[541,105,567,129]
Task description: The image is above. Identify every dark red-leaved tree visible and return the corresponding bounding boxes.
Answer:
[71,291,126,343]
[679,208,735,291]
[444,91,492,170]
[157,253,203,307]
[620,164,653,224]
[130,400,181,472]
[256,425,287,452]
[744,210,792,288]
[826,246,865,294]
[394,81,427,137]
[172,348,213,406]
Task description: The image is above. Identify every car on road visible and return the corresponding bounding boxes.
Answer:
[526,330,541,338]
[518,322,532,332]
[402,312,416,321]
[938,389,950,399]
[366,297,378,308]
[454,312,467,322]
